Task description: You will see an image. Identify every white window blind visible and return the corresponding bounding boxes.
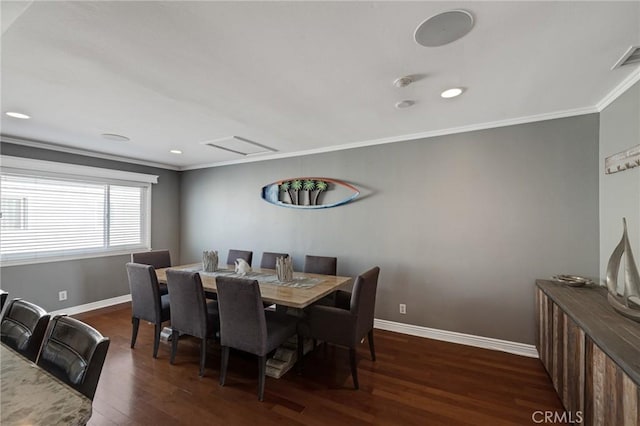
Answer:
[0,156,156,266]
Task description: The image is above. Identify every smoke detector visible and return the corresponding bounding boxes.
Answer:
[393,76,414,88]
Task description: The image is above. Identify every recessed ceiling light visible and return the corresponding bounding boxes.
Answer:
[5,112,30,119]
[395,100,416,109]
[170,149,182,154]
[101,133,130,142]
[440,88,464,99]
[414,10,474,47]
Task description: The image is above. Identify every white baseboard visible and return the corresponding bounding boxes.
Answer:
[51,296,538,358]
[374,318,539,358]
[50,294,131,316]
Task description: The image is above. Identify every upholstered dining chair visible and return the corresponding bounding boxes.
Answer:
[37,315,110,400]
[216,276,299,401]
[0,289,8,313]
[226,249,253,266]
[131,249,172,295]
[303,255,337,276]
[260,252,290,269]
[304,255,338,306]
[0,299,50,362]
[126,262,171,358]
[166,269,219,376]
[298,266,380,390]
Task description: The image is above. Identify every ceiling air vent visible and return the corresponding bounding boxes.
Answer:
[612,46,640,70]
[202,136,277,156]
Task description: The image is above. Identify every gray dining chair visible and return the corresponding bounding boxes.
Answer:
[260,252,290,270]
[304,255,338,306]
[126,262,171,358]
[216,276,299,401]
[0,299,50,362]
[303,255,337,276]
[226,249,253,266]
[298,266,380,390]
[37,315,110,400]
[166,269,219,376]
[132,250,172,295]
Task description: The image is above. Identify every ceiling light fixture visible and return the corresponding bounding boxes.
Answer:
[441,88,464,99]
[170,149,182,154]
[414,10,474,47]
[393,76,414,88]
[5,111,30,119]
[395,100,415,109]
[101,133,130,142]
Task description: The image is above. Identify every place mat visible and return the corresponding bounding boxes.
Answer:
[181,266,322,288]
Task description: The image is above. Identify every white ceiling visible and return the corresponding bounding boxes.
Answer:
[1,1,639,170]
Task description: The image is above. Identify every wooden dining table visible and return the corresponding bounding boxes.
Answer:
[155,263,352,309]
[1,343,92,425]
[155,263,353,378]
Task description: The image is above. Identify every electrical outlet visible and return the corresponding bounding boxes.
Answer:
[58,290,67,301]
[399,303,406,314]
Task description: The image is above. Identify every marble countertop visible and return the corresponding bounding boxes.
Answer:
[1,344,92,425]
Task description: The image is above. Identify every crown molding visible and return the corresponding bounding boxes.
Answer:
[181,105,598,170]
[596,68,640,112]
[0,135,180,171]
[6,70,639,173]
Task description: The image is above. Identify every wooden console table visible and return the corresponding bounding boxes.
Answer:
[536,280,640,425]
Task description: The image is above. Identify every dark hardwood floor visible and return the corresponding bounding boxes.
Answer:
[75,304,564,425]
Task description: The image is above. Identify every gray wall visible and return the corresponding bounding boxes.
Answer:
[181,114,600,344]
[0,143,181,311]
[599,81,640,285]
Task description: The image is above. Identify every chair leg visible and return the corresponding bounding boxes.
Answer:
[349,348,359,390]
[296,334,304,374]
[170,329,179,365]
[258,355,266,401]
[199,338,207,377]
[153,324,161,358]
[131,317,140,348]
[368,329,376,361]
[220,346,229,386]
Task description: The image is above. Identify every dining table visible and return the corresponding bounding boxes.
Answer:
[0,343,93,425]
[155,263,353,378]
[155,263,353,309]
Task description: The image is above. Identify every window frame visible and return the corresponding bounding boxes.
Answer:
[0,155,158,267]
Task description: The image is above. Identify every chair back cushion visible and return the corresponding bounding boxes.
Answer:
[304,255,337,275]
[351,267,380,339]
[260,252,289,269]
[216,277,267,355]
[0,299,50,361]
[0,289,8,312]
[131,250,171,269]
[226,249,253,266]
[126,263,162,323]
[166,269,208,339]
[37,315,110,400]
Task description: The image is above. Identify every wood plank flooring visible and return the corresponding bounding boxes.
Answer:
[75,304,564,425]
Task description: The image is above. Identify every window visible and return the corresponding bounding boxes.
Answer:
[0,156,157,265]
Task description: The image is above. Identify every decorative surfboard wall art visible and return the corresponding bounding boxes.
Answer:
[261,177,359,209]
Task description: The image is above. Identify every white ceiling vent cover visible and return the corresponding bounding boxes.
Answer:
[612,46,640,70]
[202,136,277,156]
